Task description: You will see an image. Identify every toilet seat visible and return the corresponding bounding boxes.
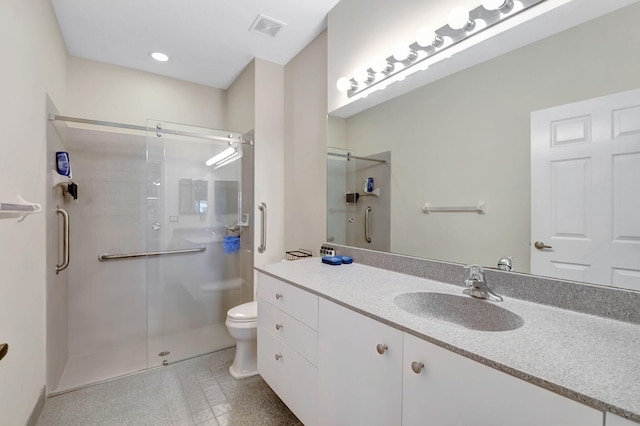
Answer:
[227,301,257,323]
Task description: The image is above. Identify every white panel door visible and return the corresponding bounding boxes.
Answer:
[531,88,640,289]
[317,299,403,426]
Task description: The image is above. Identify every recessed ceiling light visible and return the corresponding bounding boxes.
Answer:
[150,52,169,62]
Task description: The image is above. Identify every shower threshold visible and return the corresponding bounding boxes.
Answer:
[51,323,234,394]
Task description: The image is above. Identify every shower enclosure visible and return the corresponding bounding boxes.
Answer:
[46,117,254,393]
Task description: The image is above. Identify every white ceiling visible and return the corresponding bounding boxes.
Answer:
[50,0,341,89]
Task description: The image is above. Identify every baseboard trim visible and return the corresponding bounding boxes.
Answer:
[26,385,46,426]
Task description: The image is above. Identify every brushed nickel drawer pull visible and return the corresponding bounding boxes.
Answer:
[411,361,425,374]
[376,344,388,355]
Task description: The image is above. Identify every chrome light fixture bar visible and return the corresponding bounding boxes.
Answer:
[337,0,546,98]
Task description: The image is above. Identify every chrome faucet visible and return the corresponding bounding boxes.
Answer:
[463,264,503,302]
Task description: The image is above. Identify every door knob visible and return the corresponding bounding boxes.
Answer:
[376,344,388,354]
[534,241,552,250]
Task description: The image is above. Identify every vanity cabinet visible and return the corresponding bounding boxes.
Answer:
[403,333,603,426]
[317,298,403,426]
[256,273,318,425]
[258,276,608,426]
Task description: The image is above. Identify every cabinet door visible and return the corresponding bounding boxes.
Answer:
[318,299,403,426]
[403,333,603,426]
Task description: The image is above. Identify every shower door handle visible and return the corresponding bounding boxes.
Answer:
[258,202,267,253]
[365,206,372,243]
[56,207,70,274]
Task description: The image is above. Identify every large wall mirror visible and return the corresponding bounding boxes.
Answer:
[327,1,640,292]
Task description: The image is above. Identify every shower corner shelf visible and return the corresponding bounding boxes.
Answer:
[360,188,380,197]
[0,196,42,221]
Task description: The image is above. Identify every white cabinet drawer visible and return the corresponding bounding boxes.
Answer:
[257,272,318,330]
[258,325,317,426]
[258,299,318,365]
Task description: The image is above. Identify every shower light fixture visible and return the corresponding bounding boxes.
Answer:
[206,147,236,167]
[150,52,170,62]
[336,0,544,99]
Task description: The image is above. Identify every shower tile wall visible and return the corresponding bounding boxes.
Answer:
[58,129,149,391]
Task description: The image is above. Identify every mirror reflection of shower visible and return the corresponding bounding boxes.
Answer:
[327,148,391,252]
[46,116,255,393]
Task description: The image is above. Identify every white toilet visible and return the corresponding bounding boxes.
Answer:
[225,300,258,379]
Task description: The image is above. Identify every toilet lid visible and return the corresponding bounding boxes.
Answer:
[227,301,257,322]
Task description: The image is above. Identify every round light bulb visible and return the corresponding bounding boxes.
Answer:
[393,44,412,62]
[150,51,169,62]
[448,7,471,30]
[482,0,508,10]
[416,27,437,47]
[336,77,354,93]
[371,56,391,73]
[353,68,371,83]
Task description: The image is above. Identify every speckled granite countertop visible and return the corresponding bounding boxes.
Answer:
[256,258,640,423]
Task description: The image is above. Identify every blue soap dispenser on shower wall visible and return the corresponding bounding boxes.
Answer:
[53,152,78,200]
[56,151,72,178]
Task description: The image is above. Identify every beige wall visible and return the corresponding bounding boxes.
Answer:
[226,58,285,281]
[284,32,328,254]
[338,4,640,271]
[0,0,68,424]
[226,60,256,134]
[66,57,227,129]
[254,59,285,266]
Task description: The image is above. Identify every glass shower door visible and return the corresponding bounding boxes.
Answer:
[146,120,248,367]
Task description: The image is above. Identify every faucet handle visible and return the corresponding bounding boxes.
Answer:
[464,264,484,281]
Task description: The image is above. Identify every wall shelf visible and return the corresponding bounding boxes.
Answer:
[0,196,42,221]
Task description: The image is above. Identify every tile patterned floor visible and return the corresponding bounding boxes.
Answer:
[37,348,302,426]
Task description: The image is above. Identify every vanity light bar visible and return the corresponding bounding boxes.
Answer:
[337,0,546,98]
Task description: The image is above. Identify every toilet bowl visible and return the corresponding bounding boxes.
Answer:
[225,300,258,379]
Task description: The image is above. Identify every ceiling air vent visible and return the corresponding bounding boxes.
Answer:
[249,14,286,38]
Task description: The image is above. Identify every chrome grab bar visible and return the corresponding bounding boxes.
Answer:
[365,206,372,243]
[56,207,70,274]
[99,246,206,262]
[258,202,267,253]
